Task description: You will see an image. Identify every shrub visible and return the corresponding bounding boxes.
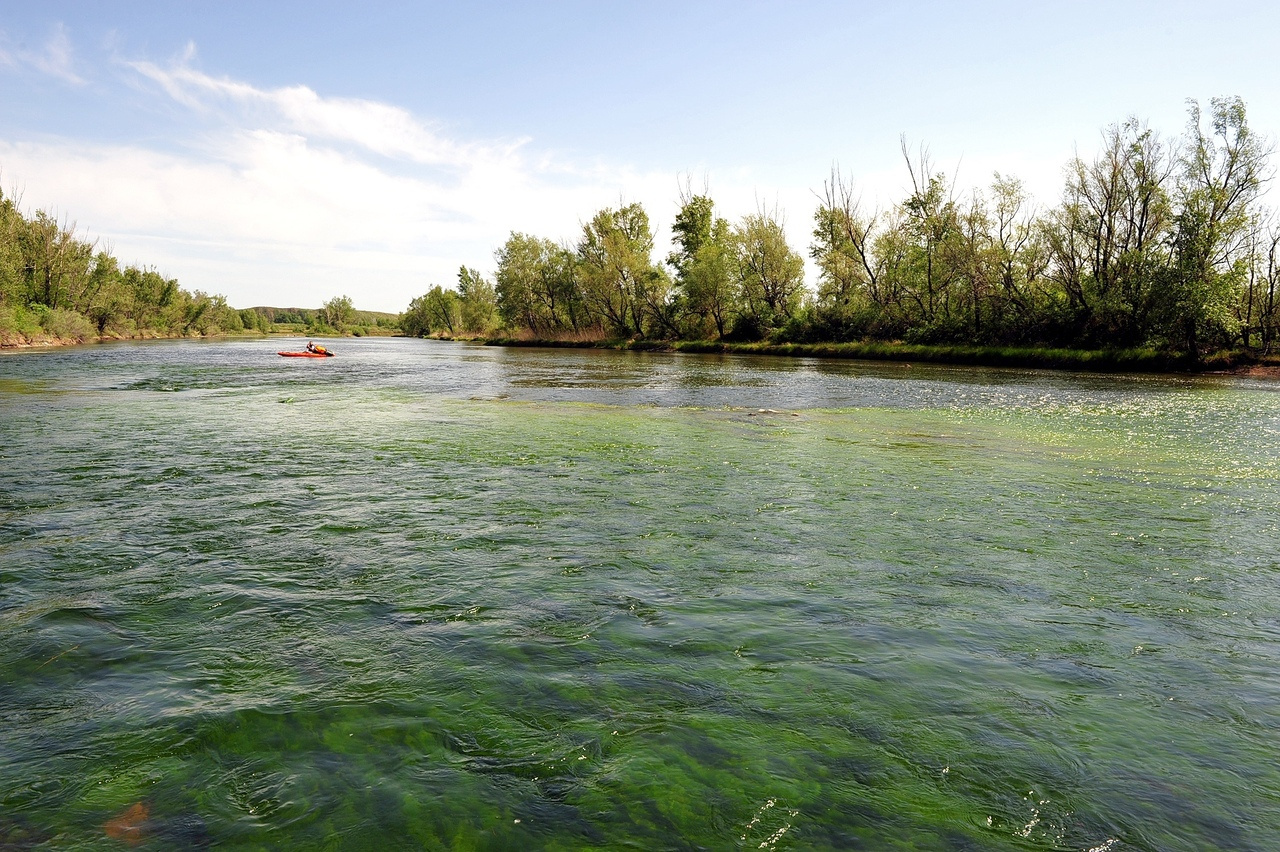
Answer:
[0,304,44,344]
[41,309,97,342]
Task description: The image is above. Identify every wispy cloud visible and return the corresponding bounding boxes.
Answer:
[2,49,688,310]
[5,45,846,311]
[1,23,85,84]
[126,54,526,169]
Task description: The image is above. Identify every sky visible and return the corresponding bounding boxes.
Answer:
[2,1,1278,313]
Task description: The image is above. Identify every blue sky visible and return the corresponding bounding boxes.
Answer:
[2,1,1278,312]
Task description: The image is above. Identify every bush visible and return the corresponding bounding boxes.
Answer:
[724,314,766,342]
[0,304,43,344]
[41,308,97,342]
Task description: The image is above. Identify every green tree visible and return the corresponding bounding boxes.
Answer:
[82,252,128,334]
[321,294,356,331]
[400,293,433,337]
[494,233,582,336]
[896,144,964,336]
[456,266,499,335]
[1043,119,1175,345]
[18,210,93,310]
[669,193,737,339]
[123,266,179,333]
[1238,218,1279,350]
[577,203,668,338]
[731,208,804,338]
[0,188,24,306]
[427,285,461,335]
[811,171,883,338]
[1163,97,1271,353]
[985,174,1049,342]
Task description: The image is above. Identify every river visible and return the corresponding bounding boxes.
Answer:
[2,336,1278,850]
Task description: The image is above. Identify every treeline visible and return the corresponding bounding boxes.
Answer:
[253,298,401,336]
[0,187,251,345]
[404,97,1280,358]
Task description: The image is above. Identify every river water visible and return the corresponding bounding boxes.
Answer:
[2,337,1278,850]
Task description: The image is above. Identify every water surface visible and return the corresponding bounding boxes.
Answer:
[2,337,1278,850]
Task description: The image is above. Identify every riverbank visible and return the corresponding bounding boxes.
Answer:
[482,336,1280,376]
[0,328,398,352]
[0,330,260,351]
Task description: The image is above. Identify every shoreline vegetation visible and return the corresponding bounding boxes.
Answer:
[1,181,395,348]
[406,97,1280,379]
[0,174,397,349]
[0,310,399,350]
[8,97,1280,379]
[482,335,1280,375]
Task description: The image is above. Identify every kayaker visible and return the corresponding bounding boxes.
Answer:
[306,340,317,353]
[306,341,327,355]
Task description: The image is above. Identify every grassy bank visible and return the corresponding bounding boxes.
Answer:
[484,336,1278,374]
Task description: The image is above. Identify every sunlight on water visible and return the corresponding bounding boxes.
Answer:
[2,337,1279,850]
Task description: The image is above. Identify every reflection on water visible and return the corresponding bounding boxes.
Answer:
[2,337,1278,850]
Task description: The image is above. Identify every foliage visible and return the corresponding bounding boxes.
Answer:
[403,267,501,338]
[730,209,805,338]
[0,187,244,344]
[492,233,583,337]
[463,96,1277,361]
[456,266,500,335]
[316,295,356,332]
[576,203,671,338]
[668,194,737,338]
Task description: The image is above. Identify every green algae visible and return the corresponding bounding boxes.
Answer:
[1,338,1278,850]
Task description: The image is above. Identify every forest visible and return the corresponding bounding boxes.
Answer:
[0,187,261,345]
[406,98,1280,361]
[0,190,402,345]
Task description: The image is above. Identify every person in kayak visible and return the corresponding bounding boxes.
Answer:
[306,341,328,355]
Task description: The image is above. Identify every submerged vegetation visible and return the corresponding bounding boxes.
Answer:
[408,97,1280,367]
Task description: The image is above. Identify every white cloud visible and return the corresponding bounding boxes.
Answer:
[5,50,863,312]
[2,53,705,311]
[125,58,522,169]
[2,23,84,84]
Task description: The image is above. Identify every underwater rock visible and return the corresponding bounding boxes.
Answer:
[103,801,149,846]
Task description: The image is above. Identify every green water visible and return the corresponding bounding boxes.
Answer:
[2,337,1278,850]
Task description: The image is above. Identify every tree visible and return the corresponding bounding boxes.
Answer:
[985,174,1048,341]
[811,170,885,338]
[731,207,804,338]
[1164,97,1272,353]
[896,142,964,336]
[400,293,433,337]
[18,209,93,311]
[577,202,668,338]
[0,187,25,306]
[1043,119,1175,345]
[426,286,461,335]
[1237,217,1280,351]
[124,266,179,333]
[456,266,499,335]
[494,233,582,336]
[669,192,738,339]
[83,252,128,334]
[321,295,356,331]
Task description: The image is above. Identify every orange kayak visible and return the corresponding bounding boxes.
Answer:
[278,351,334,358]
